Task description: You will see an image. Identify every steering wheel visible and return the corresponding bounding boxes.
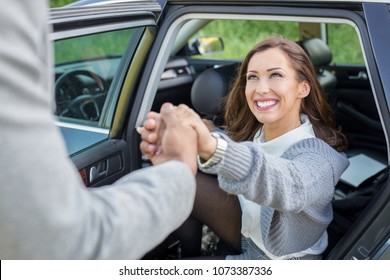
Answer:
[55,69,107,121]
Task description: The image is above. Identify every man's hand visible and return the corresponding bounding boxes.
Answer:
[138,103,198,175]
[137,111,160,157]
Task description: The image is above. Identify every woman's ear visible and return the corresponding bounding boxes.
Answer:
[298,81,310,98]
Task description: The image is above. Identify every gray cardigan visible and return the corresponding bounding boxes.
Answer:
[200,136,349,256]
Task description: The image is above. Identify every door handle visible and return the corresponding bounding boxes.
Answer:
[89,160,108,184]
[88,154,122,185]
[349,71,368,81]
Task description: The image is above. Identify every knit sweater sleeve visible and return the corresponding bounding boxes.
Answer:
[199,137,349,213]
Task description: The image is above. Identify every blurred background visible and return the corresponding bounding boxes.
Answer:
[49,0,363,63]
[51,0,76,7]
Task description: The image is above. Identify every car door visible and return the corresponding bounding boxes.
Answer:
[325,20,387,164]
[334,2,390,260]
[131,0,390,260]
[50,1,160,187]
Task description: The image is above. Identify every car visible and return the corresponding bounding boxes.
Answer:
[50,0,390,259]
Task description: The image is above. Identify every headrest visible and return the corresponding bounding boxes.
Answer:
[191,63,239,116]
[300,38,333,67]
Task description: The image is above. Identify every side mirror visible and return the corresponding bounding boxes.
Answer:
[190,36,224,56]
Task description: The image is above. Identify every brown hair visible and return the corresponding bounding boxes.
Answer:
[223,37,348,152]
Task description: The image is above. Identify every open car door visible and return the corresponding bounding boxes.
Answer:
[50,1,160,187]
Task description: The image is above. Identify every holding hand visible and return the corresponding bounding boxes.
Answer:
[138,103,219,165]
[174,104,217,161]
[138,103,198,174]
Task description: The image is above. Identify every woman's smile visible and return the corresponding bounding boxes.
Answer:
[254,99,279,110]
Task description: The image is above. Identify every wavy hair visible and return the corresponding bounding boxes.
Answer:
[223,37,348,152]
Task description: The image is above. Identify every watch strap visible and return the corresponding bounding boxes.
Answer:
[198,133,227,168]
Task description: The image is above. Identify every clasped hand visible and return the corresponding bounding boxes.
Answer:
[137,103,217,175]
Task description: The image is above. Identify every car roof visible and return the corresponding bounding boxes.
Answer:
[70,0,390,6]
[67,0,161,7]
[167,0,389,2]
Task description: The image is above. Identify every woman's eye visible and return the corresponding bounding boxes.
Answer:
[247,75,258,81]
[270,72,282,78]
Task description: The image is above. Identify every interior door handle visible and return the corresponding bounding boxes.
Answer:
[88,154,122,185]
[89,160,108,184]
[349,71,368,81]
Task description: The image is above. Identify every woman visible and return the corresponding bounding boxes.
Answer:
[139,37,349,260]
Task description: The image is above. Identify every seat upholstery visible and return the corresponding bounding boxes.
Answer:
[191,63,239,119]
[299,37,337,93]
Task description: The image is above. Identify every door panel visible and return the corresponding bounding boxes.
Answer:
[328,64,387,162]
[50,4,159,187]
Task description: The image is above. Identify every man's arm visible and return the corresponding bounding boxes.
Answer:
[0,0,195,259]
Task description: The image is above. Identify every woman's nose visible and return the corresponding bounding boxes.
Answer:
[255,79,269,95]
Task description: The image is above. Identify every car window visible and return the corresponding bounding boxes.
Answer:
[188,19,364,66]
[189,19,299,59]
[53,27,142,155]
[327,23,364,64]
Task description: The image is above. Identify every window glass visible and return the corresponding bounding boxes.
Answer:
[327,23,364,64]
[53,27,140,155]
[55,29,133,64]
[189,20,299,59]
[189,20,364,65]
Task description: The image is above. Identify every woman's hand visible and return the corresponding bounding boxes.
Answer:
[175,104,217,161]
[137,103,198,174]
[202,118,216,132]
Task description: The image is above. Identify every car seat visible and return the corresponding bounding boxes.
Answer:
[298,37,337,94]
[190,63,239,126]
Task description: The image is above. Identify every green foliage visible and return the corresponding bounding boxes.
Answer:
[327,24,364,64]
[50,0,77,8]
[192,20,299,59]
[54,29,134,64]
[49,3,363,64]
[192,20,363,64]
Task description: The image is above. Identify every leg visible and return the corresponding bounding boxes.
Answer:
[193,172,242,252]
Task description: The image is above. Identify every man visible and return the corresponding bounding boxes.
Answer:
[0,0,197,259]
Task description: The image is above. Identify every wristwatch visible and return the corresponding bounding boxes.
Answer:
[198,132,227,168]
